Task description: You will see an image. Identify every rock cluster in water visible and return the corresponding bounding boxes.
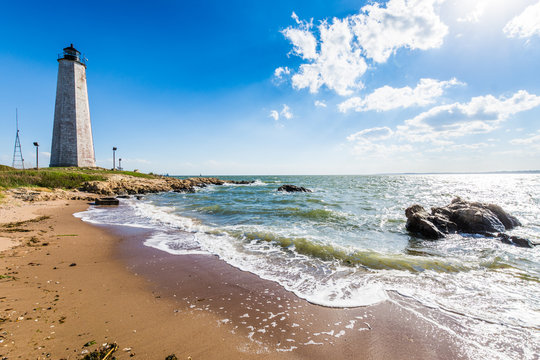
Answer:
[277,184,312,193]
[405,197,534,248]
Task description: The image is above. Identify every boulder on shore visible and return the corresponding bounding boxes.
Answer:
[405,197,533,248]
[277,184,312,193]
[95,197,120,206]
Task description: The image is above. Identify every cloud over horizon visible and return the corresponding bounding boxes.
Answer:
[346,90,540,156]
[397,90,540,143]
[511,130,540,150]
[346,126,413,157]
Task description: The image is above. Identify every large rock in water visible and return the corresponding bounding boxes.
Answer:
[405,197,532,248]
[277,184,312,193]
[404,205,456,239]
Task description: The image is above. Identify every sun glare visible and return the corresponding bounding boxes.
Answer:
[449,0,533,27]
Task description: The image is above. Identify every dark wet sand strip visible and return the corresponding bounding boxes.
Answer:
[113,226,467,359]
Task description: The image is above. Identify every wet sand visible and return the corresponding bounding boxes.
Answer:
[0,200,467,359]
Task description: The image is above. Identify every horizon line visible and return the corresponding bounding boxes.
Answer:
[165,170,540,177]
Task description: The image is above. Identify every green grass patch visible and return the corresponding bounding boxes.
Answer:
[39,167,156,179]
[0,169,105,190]
[0,166,157,191]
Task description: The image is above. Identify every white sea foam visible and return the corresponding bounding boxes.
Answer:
[143,232,208,255]
[74,205,153,229]
[76,199,388,308]
[74,174,540,359]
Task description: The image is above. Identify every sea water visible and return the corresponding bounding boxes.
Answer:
[76,174,540,359]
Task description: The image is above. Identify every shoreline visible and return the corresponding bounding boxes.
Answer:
[0,200,278,359]
[112,227,467,359]
[0,199,467,359]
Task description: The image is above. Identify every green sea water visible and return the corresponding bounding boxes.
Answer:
[77,174,540,359]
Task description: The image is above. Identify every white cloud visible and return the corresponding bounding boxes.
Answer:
[269,110,279,121]
[346,127,412,156]
[345,91,540,158]
[281,104,293,119]
[503,1,540,38]
[339,78,462,113]
[285,16,367,96]
[314,100,327,108]
[397,90,540,143]
[279,0,447,96]
[351,0,448,63]
[510,130,540,149]
[457,1,487,23]
[274,67,291,78]
[347,127,394,142]
[269,104,293,122]
[282,15,317,60]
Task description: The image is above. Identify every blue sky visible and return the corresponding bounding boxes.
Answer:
[1,0,539,174]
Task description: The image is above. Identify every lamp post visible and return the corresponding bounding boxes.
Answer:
[112,147,117,170]
[33,142,39,170]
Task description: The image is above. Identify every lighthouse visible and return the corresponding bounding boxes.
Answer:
[50,44,96,167]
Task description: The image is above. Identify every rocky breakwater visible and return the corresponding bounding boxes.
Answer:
[405,197,535,248]
[79,175,253,196]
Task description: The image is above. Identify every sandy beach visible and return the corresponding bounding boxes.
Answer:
[2,0,539,356]
[0,199,467,359]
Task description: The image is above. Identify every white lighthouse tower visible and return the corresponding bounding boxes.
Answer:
[50,44,96,167]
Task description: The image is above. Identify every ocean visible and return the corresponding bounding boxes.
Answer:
[76,174,539,359]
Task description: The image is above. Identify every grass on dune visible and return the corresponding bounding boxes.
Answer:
[0,170,105,190]
[0,166,156,191]
[35,167,156,179]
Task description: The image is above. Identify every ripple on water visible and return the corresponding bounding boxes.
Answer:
[76,174,540,359]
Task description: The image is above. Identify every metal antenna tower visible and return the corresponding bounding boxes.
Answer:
[12,108,25,169]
